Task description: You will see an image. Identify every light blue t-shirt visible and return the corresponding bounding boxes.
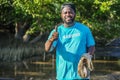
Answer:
[48,22,95,80]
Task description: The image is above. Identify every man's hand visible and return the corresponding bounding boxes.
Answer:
[45,31,58,52]
[82,53,92,61]
[49,32,58,42]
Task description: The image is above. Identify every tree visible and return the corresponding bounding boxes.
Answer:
[0,0,120,45]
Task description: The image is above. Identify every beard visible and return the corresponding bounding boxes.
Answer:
[62,16,75,25]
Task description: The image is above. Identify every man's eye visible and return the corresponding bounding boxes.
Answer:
[64,12,67,14]
[64,12,70,14]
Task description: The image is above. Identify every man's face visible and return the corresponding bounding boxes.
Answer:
[61,6,76,25]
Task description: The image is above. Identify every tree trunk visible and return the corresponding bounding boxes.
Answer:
[14,21,28,40]
[14,22,23,40]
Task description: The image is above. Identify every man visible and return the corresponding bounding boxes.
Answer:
[45,2,95,80]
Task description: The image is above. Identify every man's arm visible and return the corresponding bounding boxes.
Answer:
[87,46,95,55]
[44,32,58,52]
[45,38,54,52]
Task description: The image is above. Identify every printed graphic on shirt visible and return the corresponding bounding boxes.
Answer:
[62,33,80,39]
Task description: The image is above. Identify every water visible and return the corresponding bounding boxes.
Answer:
[0,45,120,80]
[91,60,120,80]
[0,55,120,80]
[0,55,56,80]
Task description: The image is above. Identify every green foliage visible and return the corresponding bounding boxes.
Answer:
[0,0,14,25]
[0,0,120,45]
[12,0,62,34]
[73,0,120,44]
[94,0,115,12]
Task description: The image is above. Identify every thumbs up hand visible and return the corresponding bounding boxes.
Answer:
[49,31,58,42]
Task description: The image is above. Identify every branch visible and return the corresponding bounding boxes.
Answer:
[30,32,43,44]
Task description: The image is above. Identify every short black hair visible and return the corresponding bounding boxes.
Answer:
[61,2,76,13]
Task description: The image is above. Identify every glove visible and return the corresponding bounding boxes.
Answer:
[78,56,89,78]
[78,53,94,78]
[83,53,94,71]
[82,53,92,61]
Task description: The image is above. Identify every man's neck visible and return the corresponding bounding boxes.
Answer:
[64,22,75,27]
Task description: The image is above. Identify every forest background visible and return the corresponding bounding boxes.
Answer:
[0,0,120,61]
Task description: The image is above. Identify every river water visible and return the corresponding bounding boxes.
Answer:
[0,54,120,80]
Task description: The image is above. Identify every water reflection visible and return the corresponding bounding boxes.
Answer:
[92,60,120,75]
[0,57,120,80]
